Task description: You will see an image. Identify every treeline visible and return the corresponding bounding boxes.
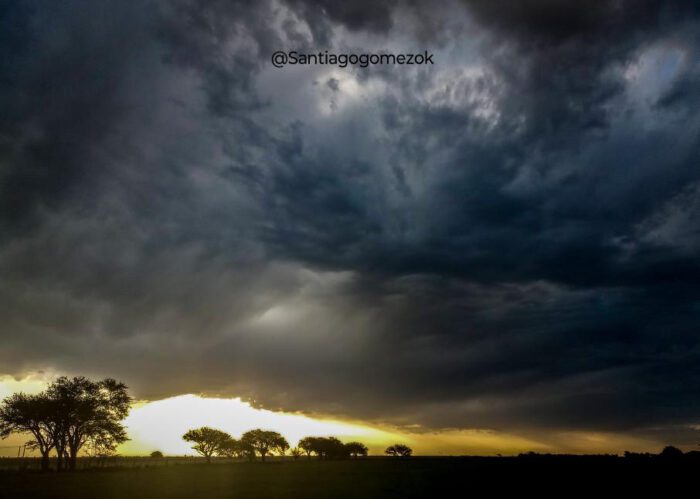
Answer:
[1,376,414,471]
[181,427,412,461]
[0,377,131,471]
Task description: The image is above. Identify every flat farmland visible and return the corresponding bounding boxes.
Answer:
[0,457,694,498]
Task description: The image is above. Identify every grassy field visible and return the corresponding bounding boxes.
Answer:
[1,457,694,498]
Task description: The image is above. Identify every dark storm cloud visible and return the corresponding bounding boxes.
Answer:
[286,0,399,33]
[0,0,163,233]
[2,0,700,449]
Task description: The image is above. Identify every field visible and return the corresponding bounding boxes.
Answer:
[0,456,695,498]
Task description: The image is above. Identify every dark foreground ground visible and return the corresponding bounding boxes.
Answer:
[1,457,696,498]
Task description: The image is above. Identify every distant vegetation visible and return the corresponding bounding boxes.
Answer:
[182,428,377,461]
[385,444,412,457]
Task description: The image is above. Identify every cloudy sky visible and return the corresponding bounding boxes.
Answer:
[2,0,700,454]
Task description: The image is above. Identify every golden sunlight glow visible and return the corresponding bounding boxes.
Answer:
[120,395,401,456]
[0,375,667,456]
[0,373,52,399]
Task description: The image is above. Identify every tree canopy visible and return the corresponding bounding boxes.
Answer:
[0,392,57,470]
[46,377,131,470]
[240,429,289,462]
[296,436,366,460]
[298,436,318,458]
[0,376,131,471]
[385,444,412,457]
[182,427,233,463]
[345,441,369,458]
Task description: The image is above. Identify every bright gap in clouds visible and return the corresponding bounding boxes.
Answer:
[0,376,665,456]
[120,394,399,456]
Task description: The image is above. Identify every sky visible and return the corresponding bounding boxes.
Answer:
[1,0,700,455]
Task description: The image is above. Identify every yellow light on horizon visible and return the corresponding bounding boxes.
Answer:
[0,375,667,457]
[0,373,50,400]
[120,394,400,456]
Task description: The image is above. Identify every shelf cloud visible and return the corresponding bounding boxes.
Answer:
[1,0,700,449]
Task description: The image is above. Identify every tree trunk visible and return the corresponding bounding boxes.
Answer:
[206,454,211,464]
[261,452,266,462]
[40,450,50,472]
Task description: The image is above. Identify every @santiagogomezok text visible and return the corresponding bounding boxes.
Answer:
[271,50,435,68]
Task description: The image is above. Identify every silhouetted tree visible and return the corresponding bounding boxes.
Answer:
[183,427,232,463]
[84,432,118,458]
[0,393,57,471]
[345,441,368,458]
[385,444,412,457]
[1,377,130,472]
[660,446,684,459]
[290,447,302,460]
[240,429,289,462]
[218,437,255,460]
[46,377,131,471]
[320,437,350,459]
[150,450,164,458]
[298,436,318,459]
[298,436,350,460]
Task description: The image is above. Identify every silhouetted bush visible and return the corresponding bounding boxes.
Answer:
[345,442,368,458]
[659,446,683,459]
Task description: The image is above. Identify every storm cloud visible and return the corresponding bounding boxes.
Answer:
[1,0,700,447]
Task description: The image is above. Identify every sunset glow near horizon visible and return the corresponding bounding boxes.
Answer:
[0,374,663,456]
[121,394,400,456]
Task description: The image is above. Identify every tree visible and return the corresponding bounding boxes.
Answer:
[150,450,164,458]
[218,436,254,460]
[0,393,57,471]
[290,447,302,460]
[84,432,119,458]
[345,441,368,458]
[660,446,684,459]
[297,436,349,460]
[84,432,119,468]
[1,376,131,472]
[385,444,412,457]
[183,427,232,463]
[318,437,349,459]
[46,376,131,471]
[240,429,289,462]
[298,436,318,459]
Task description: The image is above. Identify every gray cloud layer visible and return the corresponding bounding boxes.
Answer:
[2,0,700,445]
